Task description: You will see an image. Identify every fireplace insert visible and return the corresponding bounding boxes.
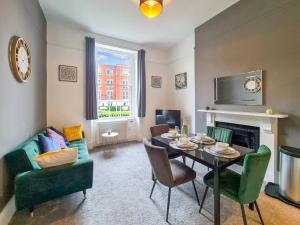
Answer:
[216,121,260,151]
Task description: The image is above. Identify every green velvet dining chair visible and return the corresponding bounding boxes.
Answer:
[207,126,233,143]
[192,126,233,168]
[199,145,271,225]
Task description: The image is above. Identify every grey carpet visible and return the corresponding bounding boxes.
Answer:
[8,142,246,225]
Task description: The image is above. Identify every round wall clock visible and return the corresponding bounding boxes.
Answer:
[244,76,262,93]
[9,36,32,82]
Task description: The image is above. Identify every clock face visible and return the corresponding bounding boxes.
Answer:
[18,47,29,74]
[244,77,262,93]
[10,36,32,82]
[245,80,256,90]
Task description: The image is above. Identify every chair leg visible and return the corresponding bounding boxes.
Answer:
[29,207,34,217]
[149,179,157,198]
[249,202,254,211]
[240,204,248,225]
[166,188,172,222]
[199,186,208,213]
[83,189,87,198]
[192,180,200,206]
[151,170,155,181]
[192,160,195,168]
[254,201,265,225]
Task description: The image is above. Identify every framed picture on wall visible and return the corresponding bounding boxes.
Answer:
[175,72,187,89]
[151,76,162,88]
[59,65,77,82]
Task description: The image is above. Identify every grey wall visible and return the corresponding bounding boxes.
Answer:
[0,0,46,211]
[195,0,300,147]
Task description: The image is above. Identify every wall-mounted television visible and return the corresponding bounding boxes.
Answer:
[214,70,263,105]
[155,110,181,128]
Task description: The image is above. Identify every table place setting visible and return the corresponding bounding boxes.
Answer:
[161,130,180,139]
[190,133,216,145]
[204,142,240,159]
[169,137,198,151]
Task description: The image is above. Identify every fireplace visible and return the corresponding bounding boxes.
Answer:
[216,121,260,151]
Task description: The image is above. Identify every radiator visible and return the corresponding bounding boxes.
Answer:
[95,119,137,146]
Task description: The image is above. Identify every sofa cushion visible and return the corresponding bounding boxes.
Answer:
[63,125,83,142]
[48,126,70,146]
[21,137,43,170]
[69,139,89,160]
[11,132,45,171]
[39,135,61,153]
[5,131,91,178]
[33,148,78,168]
[47,128,68,149]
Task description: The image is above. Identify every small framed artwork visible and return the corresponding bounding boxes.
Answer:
[151,76,162,88]
[59,65,77,82]
[175,72,187,89]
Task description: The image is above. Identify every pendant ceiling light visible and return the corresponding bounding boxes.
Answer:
[140,0,163,18]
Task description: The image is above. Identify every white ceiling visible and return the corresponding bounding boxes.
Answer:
[39,0,239,49]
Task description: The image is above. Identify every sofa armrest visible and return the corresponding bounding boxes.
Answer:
[15,159,93,210]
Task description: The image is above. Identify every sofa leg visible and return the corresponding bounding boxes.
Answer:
[29,207,34,217]
[83,189,87,198]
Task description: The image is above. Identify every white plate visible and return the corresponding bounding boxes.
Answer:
[200,137,216,145]
[205,146,236,154]
[169,141,198,151]
[204,146,240,159]
[161,133,179,139]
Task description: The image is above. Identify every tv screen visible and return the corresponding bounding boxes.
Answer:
[155,110,181,128]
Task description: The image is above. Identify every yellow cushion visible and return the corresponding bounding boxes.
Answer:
[63,125,83,142]
[33,148,78,168]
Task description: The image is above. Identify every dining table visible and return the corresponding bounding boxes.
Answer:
[151,135,254,225]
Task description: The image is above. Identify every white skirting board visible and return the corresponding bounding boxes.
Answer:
[0,196,16,225]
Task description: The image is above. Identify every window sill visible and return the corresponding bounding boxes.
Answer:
[95,117,134,123]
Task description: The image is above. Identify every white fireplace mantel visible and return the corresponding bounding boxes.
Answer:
[197,109,288,119]
[197,109,289,183]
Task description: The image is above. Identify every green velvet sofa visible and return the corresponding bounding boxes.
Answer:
[5,130,93,214]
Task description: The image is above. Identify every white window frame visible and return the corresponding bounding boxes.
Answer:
[106,69,113,76]
[96,43,138,121]
[122,91,129,99]
[122,69,129,76]
[106,79,114,87]
[106,90,114,100]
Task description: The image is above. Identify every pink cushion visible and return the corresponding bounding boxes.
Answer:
[47,128,67,149]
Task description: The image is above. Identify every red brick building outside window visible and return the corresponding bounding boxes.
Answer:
[97,64,131,118]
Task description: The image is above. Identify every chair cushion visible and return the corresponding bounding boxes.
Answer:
[170,159,196,186]
[204,169,241,203]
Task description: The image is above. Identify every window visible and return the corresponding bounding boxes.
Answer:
[122,91,129,99]
[106,79,113,87]
[98,79,102,87]
[96,44,137,119]
[122,69,129,76]
[122,80,128,89]
[106,90,114,100]
[106,69,113,76]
